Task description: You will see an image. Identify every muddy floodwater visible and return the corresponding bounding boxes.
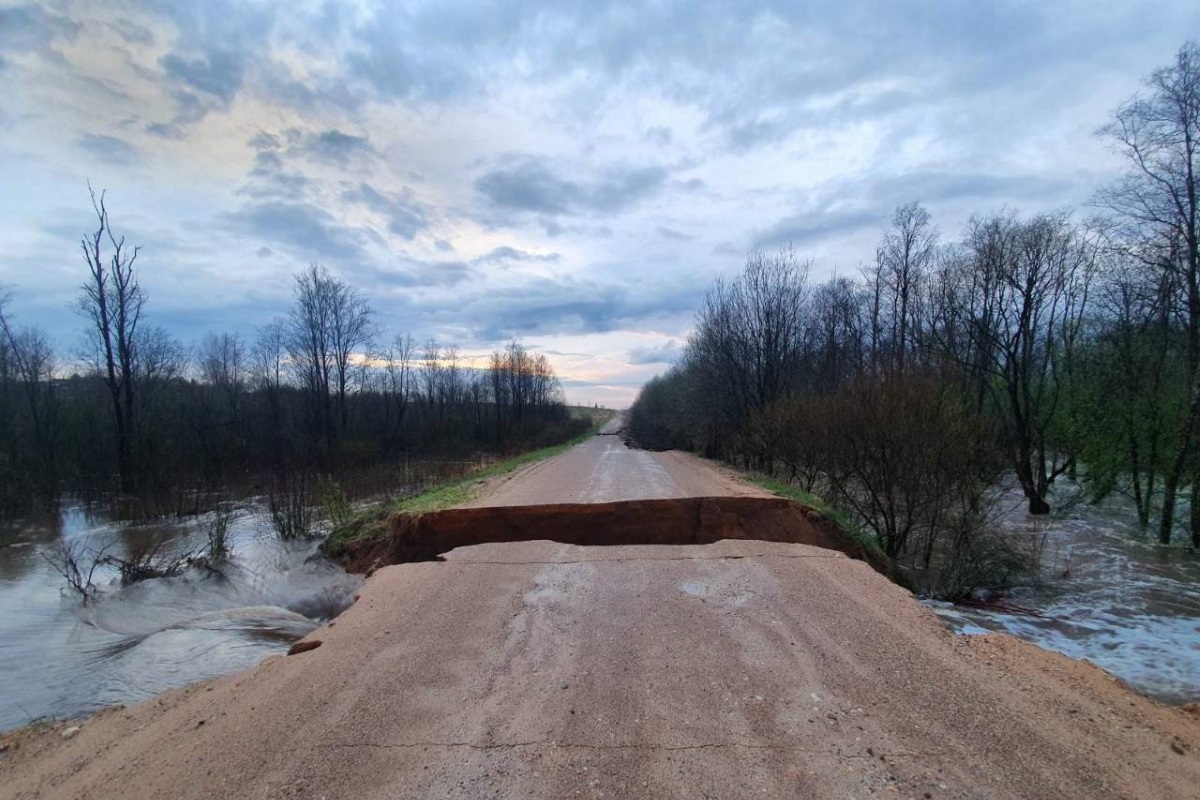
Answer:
[0,500,362,731]
[3,478,1199,732]
[928,485,1200,705]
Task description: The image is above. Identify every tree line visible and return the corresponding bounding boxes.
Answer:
[0,193,579,516]
[628,44,1200,594]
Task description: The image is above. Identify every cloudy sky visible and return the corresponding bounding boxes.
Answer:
[0,1,1195,405]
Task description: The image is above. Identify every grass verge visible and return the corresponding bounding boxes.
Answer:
[323,419,609,559]
[741,473,887,565]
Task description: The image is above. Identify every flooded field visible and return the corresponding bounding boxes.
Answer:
[0,500,362,731]
[928,486,1200,705]
[4,470,1198,733]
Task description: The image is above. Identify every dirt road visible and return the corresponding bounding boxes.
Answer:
[465,424,768,506]
[3,431,1198,799]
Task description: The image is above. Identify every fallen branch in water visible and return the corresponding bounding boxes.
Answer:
[955,597,1049,618]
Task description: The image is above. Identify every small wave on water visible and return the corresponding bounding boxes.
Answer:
[926,485,1200,705]
[0,503,361,730]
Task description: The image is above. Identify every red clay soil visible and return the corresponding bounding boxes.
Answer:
[337,496,884,574]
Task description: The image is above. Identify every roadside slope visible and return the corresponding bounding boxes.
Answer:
[3,435,1198,799]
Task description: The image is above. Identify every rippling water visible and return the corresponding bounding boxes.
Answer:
[927,486,1200,704]
[0,502,362,731]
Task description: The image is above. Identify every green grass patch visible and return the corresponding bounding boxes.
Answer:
[742,473,886,563]
[323,421,608,558]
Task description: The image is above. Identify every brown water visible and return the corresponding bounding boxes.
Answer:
[928,484,1200,704]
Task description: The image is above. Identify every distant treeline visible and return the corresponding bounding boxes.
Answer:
[0,202,579,515]
[629,44,1200,594]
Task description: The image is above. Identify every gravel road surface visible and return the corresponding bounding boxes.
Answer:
[3,429,1198,799]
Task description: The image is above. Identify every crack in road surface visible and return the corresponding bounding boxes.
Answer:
[318,740,949,758]
[447,552,850,566]
[4,426,1198,800]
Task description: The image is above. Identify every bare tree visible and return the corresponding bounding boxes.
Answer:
[199,332,246,419]
[1096,41,1200,543]
[289,265,335,451]
[688,246,810,462]
[0,288,58,492]
[284,264,375,454]
[1078,245,1183,527]
[874,201,938,372]
[76,185,144,492]
[940,212,1094,513]
[328,275,375,430]
[253,318,290,466]
[421,339,442,420]
[383,333,416,451]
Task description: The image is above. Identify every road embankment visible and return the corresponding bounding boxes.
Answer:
[3,430,1199,799]
[335,495,887,574]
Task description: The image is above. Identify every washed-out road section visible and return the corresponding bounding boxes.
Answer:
[2,428,1198,799]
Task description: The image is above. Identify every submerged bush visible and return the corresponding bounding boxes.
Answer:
[317,475,352,530]
[749,371,1035,599]
[100,539,196,585]
[267,471,316,540]
[205,508,233,562]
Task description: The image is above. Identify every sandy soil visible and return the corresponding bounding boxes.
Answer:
[2,433,1198,799]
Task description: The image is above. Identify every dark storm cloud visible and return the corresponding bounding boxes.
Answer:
[342,3,530,103]
[452,277,704,340]
[248,128,375,175]
[757,208,882,249]
[305,130,374,165]
[358,258,475,289]
[226,200,371,264]
[869,172,1078,208]
[656,227,693,241]
[342,183,427,240]
[145,90,216,139]
[756,169,1081,249]
[4,0,1194,402]
[239,170,310,201]
[724,116,794,152]
[0,4,79,60]
[77,134,140,165]
[111,17,155,46]
[239,135,311,200]
[67,0,1186,156]
[159,49,246,101]
[627,339,682,365]
[139,1,277,134]
[475,158,669,218]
